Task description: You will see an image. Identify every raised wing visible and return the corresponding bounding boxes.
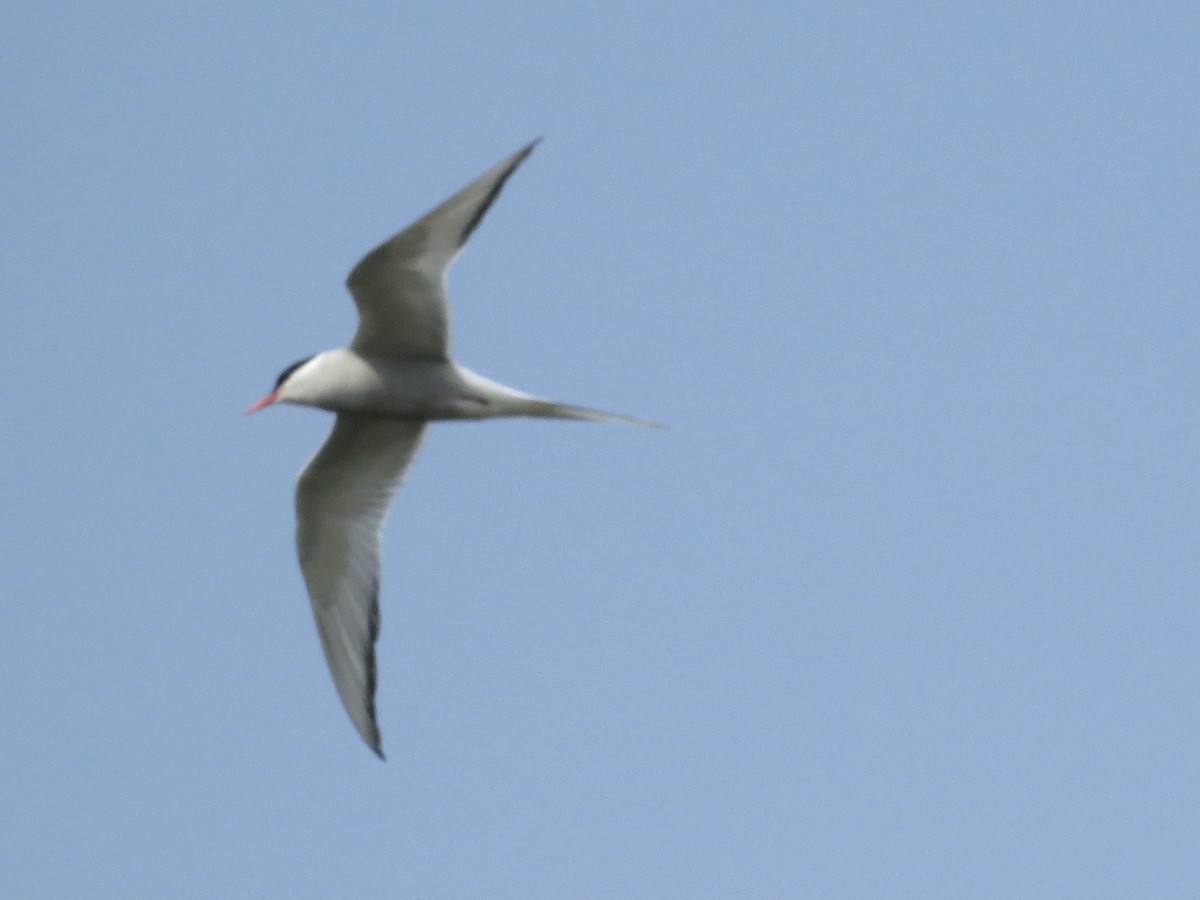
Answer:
[295,414,427,758]
[346,140,540,362]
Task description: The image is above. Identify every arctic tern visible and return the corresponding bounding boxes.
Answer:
[247,141,660,757]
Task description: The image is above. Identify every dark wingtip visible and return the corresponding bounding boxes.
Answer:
[516,137,543,169]
[457,138,543,248]
[364,703,385,760]
[363,584,384,760]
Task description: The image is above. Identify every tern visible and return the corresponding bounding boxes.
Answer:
[248,141,660,758]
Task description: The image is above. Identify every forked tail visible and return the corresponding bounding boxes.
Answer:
[525,399,666,429]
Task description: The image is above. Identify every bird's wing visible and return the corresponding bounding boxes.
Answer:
[295,414,427,758]
[346,140,540,363]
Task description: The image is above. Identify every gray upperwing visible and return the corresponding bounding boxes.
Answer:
[346,140,541,362]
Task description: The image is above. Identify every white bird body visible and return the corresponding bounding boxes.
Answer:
[249,141,659,757]
[276,349,644,423]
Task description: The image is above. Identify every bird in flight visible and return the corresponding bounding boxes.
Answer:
[247,141,660,757]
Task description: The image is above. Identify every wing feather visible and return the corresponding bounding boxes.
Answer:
[295,414,426,757]
[346,140,540,362]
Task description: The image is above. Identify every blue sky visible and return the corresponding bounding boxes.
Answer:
[2,2,1196,897]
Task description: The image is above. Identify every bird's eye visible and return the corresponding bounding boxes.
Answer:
[275,356,315,391]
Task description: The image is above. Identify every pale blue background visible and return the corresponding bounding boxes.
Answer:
[2,3,1197,898]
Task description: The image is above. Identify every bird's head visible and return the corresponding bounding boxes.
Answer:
[245,354,318,414]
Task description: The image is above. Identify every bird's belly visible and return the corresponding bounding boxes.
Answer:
[314,359,471,420]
